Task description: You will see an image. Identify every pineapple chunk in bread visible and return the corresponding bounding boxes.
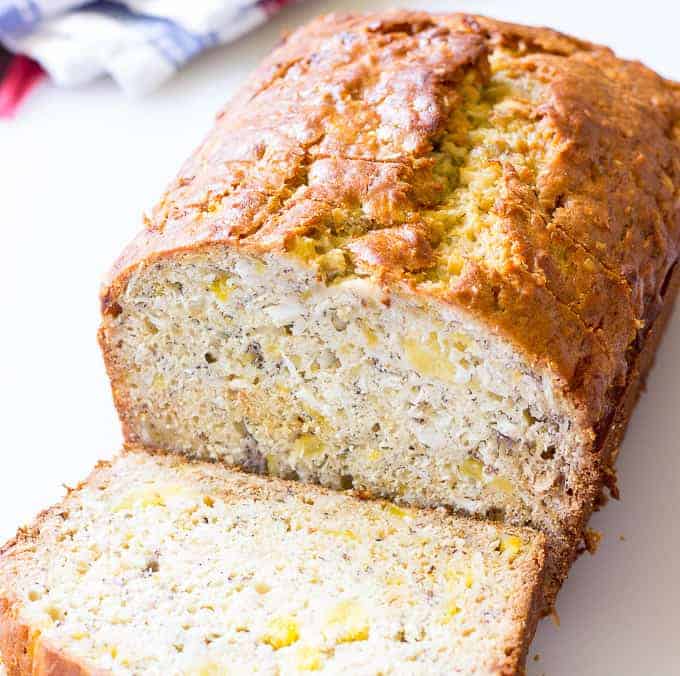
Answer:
[0,450,545,676]
[99,11,680,605]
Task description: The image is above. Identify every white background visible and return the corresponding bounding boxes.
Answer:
[1,1,679,674]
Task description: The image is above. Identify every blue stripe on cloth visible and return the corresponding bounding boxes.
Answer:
[148,21,215,68]
[83,1,218,68]
[0,0,42,37]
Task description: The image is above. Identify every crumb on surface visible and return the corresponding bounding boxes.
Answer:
[584,528,602,554]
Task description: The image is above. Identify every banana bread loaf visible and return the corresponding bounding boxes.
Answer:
[99,11,680,603]
[0,449,545,675]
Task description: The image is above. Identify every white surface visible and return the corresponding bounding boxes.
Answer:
[1,1,679,674]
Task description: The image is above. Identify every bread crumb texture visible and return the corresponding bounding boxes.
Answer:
[101,248,582,603]
[0,452,545,675]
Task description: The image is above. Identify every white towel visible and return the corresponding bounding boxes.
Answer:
[0,0,296,95]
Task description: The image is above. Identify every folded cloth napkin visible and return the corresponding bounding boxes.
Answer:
[0,0,297,97]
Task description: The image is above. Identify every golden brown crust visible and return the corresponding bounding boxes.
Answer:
[493,533,547,675]
[101,10,680,437]
[598,260,680,489]
[541,260,680,606]
[0,599,31,676]
[0,600,107,676]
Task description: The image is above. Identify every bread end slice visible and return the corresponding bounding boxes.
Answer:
[0,451,544,676]
[1,450,545,675]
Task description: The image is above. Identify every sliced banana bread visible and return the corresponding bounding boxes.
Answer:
[99,11,680,602]
[0,450,545,675]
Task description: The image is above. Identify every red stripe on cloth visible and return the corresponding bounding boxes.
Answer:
[261,0,297,18]
[0,55,45,118]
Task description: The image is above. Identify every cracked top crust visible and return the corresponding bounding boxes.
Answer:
[103,11,680,430]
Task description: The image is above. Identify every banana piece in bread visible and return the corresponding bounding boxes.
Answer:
[0,450,545,675]
[99,12,680,602]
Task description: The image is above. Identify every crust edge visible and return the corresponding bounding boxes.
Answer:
[0,598,109,676]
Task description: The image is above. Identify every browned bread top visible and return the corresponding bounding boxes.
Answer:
[103,11,680,430]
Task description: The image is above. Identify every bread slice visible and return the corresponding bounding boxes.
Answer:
[0,450,545,675]
[98,11,680,603]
